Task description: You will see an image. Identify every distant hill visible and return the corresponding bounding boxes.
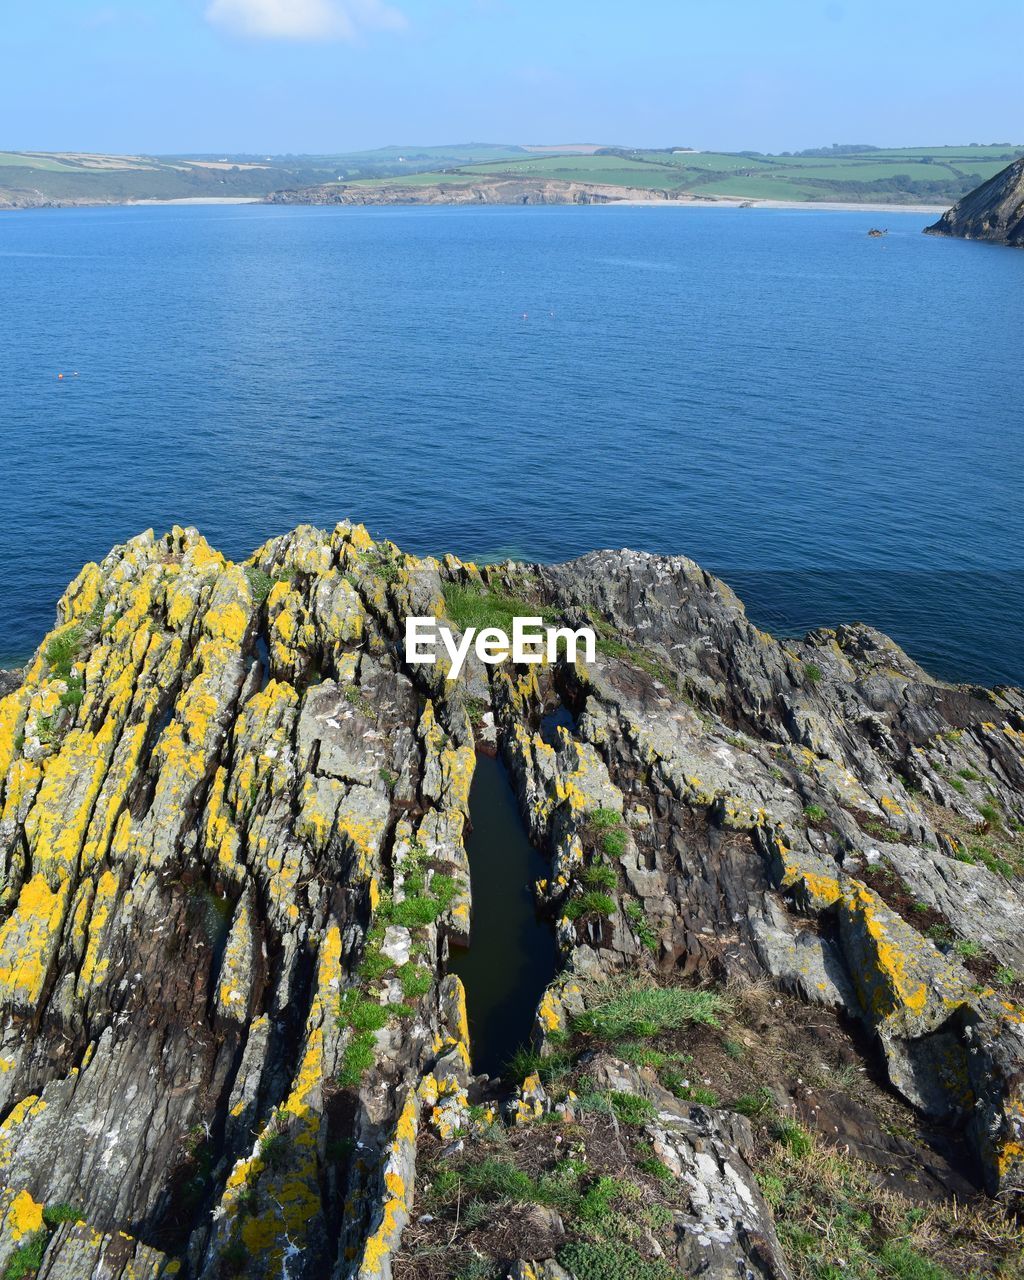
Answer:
[0,145,530,209]
[925,156,1024,246]
[2,143,1023,209]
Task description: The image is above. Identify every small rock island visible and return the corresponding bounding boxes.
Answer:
[0,522,1023,1279]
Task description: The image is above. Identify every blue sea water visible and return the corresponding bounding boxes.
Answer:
[2,203,1022,685]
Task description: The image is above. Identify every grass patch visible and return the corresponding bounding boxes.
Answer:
[557,1239,676,1280]
[397,962,432,1000]
[581,863,618,893]
[624,901,659,953]
[338,989,390,1033]
[752,1129,1018,1280]
[611,1040,670,1070]
[442,581,555,636]
[804,662,823,685]
[584,807,628,858]
[4,1233,48,1280]
[45,625,83,680]
[979,801,1002,828]
[573,983,726,1041]
[771,1117,813,1158]
[58,676,84,710]
[362,546,403,584]
[338,1029,376,1087]
[734,1087,774,1119]
[609,1091,656,1125]
[243,565,274,604]
[505,1045,573,1085]
[41,1203,81,1227]
[381,869,458,929]
[565,891,617,922]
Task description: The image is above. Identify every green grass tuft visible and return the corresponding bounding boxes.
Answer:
[557,1239,677,1280]
[609,1091,656,1125]
[338,1029,376,1087]
[442,582,554,636]
[243,565,274,604]
[4,1232,49,1280]
[581,863,618,892]
[573,984,726,1040]
[772,1116,813,1158]
[624,900,659,953]
[565,891,617,922]
[338,990,389,1033]
[42,1203,81,1227]
[45,626,83,680]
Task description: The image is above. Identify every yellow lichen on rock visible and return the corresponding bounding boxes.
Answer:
[357,1089,419,1280]
[0,876,70,1009]
[2,1188,44,1241]
[77,869,119,992]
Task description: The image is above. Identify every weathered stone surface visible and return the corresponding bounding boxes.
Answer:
[925,156,1024,246]
[1,527,1023,1278]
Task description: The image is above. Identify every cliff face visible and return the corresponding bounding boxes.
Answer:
[925,156,1024,245]
[1,524,1023,1279]
[266,178,698,207]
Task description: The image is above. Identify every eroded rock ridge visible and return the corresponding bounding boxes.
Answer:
[0,524,1022,1278]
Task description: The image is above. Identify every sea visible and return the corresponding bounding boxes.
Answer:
[2,202,1022,685]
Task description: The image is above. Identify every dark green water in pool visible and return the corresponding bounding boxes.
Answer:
[449,751,558,1078]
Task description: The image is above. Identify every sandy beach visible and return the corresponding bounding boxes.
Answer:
[127,196,261,206]
[611,196,948,213]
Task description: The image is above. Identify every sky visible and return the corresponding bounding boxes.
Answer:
[4,0,1021,155]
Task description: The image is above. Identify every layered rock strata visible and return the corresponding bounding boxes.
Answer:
[925,156,1024,246]
[0,524,1021,1278]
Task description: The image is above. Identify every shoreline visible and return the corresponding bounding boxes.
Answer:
[2,195,948,214]
[127,196,262,206]
[608,197,947,213]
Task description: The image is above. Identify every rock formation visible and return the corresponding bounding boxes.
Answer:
[266,179,714,208]
[925,156,1024,246]
[1,523,1023,1278]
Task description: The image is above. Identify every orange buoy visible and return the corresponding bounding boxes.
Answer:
[58,373,63,380]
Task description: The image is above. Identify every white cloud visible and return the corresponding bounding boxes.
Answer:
[205,0,406,41]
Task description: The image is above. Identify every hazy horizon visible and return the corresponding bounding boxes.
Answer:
[7,139,1023,159]
[5,1,1020,156]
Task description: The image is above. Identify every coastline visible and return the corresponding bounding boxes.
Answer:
[127,196,262,206]
[1,192,948,214]
[609,197,947,213]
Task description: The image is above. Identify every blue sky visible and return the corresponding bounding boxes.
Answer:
[5,1,1020,154]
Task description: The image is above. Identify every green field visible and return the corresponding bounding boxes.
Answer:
[433,144,1024,203]
[0,144,536,206]
[1,143,1021,208]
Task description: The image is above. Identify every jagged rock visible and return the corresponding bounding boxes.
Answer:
[1,525,1023,1279]
[510,1071,549,1124]
[925,156,1024,246]
[507,1261,572,1280]
[575,1056,791,1278]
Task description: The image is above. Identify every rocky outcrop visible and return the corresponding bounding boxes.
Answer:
[925,156,1024,246]
[1,525,1023,1278]
[266,178,719,207]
